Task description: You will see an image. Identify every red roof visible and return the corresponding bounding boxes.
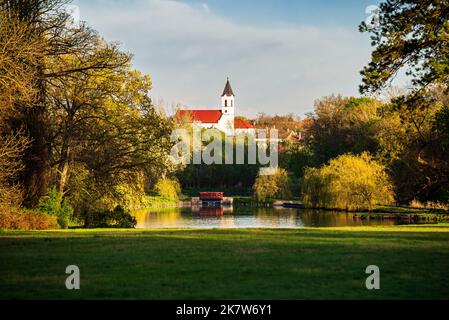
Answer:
[176,110,222,124]
[234,118,255,129]
[200,192,224,200]
[175,110,255,130]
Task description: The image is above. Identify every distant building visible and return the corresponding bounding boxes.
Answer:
[175,78,255,136]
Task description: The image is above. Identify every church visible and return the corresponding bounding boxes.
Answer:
[175,78,255,136]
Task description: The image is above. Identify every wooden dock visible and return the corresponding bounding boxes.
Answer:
[191,197,234,207]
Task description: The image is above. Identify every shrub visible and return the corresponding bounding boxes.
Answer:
[86,206,137,228]
[300,167,333,208]
[154,178,181,201]
[0,206,58,230]
[301,153,395,210]
[409,199,449,211]
[38,187,73,229]
[253,168,292,201]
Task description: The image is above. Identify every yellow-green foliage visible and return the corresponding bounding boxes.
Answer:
[253,168,292,201]
[154,178,181,201]
[112,175,148,210]
[301,153,395,210]
[66,165,149,213]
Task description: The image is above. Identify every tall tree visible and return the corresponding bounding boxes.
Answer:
[360,0,449,202]
[359,0,449,94]
[305,95,382,164]
[1,0,129,206]
[0,7,38,209]
[47,59,174,206]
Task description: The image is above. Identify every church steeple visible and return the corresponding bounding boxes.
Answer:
[221,77,235,120]
[221,77,234,97]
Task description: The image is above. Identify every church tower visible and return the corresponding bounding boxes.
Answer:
[221,77,235,114]
[220,78,235,136]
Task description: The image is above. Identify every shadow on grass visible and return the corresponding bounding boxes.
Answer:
[0,228,448,300]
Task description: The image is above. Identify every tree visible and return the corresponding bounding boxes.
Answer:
[375,87,449,202]
[0,9,37,211]
[1,0,130,207]
[0,132,29,206]
[253,168,292,201]
[0,9,40,120]
[359,0,449,94]
[360,0,449,203]
[45,43,131,193]
[54,69,174,218]
[301,153,395,210]
[155,178,181,201]
[279,144,318,179]
[305,95,382,164]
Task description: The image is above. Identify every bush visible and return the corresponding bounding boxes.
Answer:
[86,206,137,228]
[38,187,73,229]
[253,168,292,201]
[0,206,58,230]
[154,178,181,201]
[301,153,395,211]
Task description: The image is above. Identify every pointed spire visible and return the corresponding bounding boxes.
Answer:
[221,77,234,97]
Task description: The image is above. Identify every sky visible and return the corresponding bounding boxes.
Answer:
[74,0,382,118]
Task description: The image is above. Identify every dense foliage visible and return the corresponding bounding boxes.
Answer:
[85,206,137,229]
[359,0,449,94]
[176,131,261,192]
[38,187,73,229]
[301,153,395,210]
[1,0,448,230]
[358,0,449,202]
[304,96,382,164]
[253,168,292,201]
[0,0,174,228]
[155,178,181,201]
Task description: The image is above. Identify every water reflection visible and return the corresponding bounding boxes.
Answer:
[134,206,405,229]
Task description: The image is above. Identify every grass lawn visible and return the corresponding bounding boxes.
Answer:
[1,225,449,300]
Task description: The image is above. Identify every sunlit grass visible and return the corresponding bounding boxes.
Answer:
[1,225,449,299]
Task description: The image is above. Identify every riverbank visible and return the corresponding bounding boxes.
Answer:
[1,225,449,299]
[230,198,449,221]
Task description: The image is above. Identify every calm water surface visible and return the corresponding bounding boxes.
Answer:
[134,206,416,229]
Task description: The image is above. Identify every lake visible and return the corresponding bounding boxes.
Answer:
[134,206,419,229]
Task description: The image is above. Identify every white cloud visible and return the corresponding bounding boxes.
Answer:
[77,0,373,117]
[201,3,209,12]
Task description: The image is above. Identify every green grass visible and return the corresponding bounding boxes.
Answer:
[1,225,449,300]
[182,187,253,197]
[144,195,179,207]
[371,205,449,215]
[233,197,276,205]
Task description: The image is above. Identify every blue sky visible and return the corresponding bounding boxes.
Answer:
[74,0,382,117]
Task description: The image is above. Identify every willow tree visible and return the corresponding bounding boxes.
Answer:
[301,153,395,211]
[253,168,292,201]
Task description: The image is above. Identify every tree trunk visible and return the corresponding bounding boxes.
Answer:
[57,144,70,194]
[20,104,51,208]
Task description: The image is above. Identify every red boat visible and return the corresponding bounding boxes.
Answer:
[199,192,224,201]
